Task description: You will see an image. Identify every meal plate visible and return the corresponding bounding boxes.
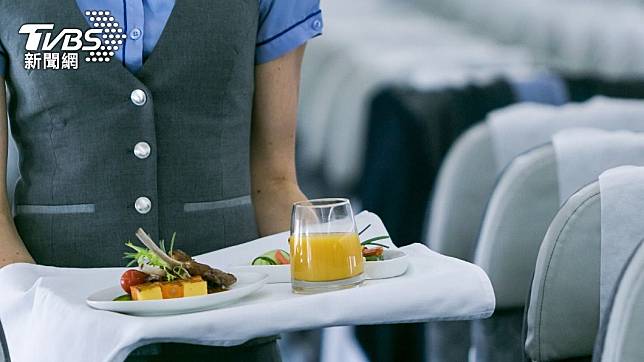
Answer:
[86,271,268,316]
[364,249,409,279]
[230,249,409,283]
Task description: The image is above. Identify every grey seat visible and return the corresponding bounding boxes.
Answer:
[474,144,558,308]
[424,122,497,362]
[469,144,558,361]
[593,239,644,362]
[474,127,644,361]
[426,125,560,362]
[525,182,601,361]
[426,122,497,261]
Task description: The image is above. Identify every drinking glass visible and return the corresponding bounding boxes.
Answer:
[290,198,364,293]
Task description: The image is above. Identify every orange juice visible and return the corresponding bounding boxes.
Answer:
[290,232,364,282]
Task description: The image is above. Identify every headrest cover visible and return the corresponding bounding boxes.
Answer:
[427,123,496,261]
[489,97,644,173]
[598,166,644,324]
[595,239,644,362]
[553,128,644,205]
[474,145,558,308]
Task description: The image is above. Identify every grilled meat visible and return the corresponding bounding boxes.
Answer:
[170,249,237,288]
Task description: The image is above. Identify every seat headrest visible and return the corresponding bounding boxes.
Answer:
[427,122,496,261]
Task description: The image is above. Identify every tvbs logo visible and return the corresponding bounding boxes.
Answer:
[19,12,123,71]
[19,24,102,52]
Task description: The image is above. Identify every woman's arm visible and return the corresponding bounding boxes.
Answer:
[0,77,34,266]
[250,45,308,236]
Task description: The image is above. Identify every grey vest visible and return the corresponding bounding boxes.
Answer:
[0,0,260,267]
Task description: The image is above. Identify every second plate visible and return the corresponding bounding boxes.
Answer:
[229,249,409,284]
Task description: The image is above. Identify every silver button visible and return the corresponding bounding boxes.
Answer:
[135,197,152,214]
[312,19,322,31]
[130,28,142,40]
[130,89,147,106]
[133,142,151,159]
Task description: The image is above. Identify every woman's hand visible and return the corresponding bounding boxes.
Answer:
[250,45,308,236]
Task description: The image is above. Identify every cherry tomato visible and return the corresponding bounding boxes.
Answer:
[120,269,148,294]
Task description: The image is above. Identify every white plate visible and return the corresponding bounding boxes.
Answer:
[86,272,268,316]
[230,249,409,283]
[365,249,409,279]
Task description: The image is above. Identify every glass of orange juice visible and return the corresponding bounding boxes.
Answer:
[290,198,364,294]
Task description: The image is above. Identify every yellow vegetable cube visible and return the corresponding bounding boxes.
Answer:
[160,282,184,299]
[180,276,207,297]
[130,283,163,301]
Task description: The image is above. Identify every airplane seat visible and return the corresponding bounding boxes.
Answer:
[472,144,559,361]
[424,122,497,362]
[426,122,497,261]
[525,182,601,361]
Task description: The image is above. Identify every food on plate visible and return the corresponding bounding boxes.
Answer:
[130,282,164,301]
[120,269,149,294]
[113,228,237,301]
[169,249,237,288]
[113,294,132,301]
[360,235,390,261]
[252,249,290,265]
[130,276,208,301]
[360,236,390,248]
[362,246,385,261]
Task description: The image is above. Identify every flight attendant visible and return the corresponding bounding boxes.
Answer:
[0,0,322,360]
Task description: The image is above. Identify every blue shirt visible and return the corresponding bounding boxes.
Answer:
[0,0,322,75]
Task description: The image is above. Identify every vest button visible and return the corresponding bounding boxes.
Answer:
[135,197,152,214]
[130,89,147,106]
[133,142,151,159]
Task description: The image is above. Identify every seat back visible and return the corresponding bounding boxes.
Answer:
[594,239,644,362]
[424,123,497,361]
[525,182,601,361]
[426,122,497,260]
[474,144,558,308]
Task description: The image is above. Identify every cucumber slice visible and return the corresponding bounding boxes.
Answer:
[252,249,290,265]
[252,256,277,265]
[113,294,132,301]
[365,255,384,262]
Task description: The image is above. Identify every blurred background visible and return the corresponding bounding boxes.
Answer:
[281,0,644,361]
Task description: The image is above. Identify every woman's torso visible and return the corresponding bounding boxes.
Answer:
[0,0,260,267]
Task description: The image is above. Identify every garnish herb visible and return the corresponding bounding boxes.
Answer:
[358,224,371,236]
[357,224,390,248]
[361,236,391,248]
[124,232,189,282]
